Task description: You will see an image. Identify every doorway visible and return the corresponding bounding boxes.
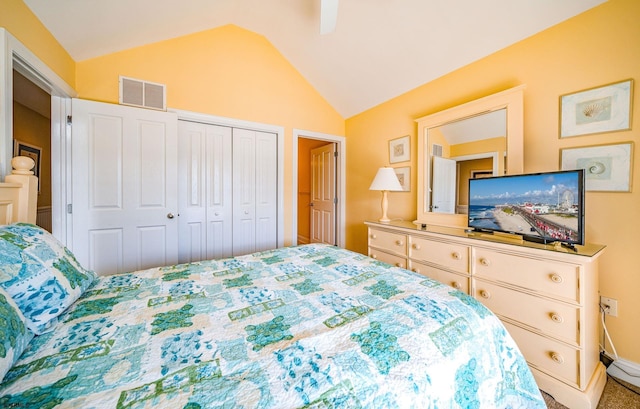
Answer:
[1,29,76,245]
[293,130,345,248]
[13,70,52,231]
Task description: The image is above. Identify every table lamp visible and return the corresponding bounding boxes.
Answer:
[369,167,403,223]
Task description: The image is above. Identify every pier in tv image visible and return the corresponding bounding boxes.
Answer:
[468,169,585,245]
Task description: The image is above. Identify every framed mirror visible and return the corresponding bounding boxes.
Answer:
[415,85,525,228]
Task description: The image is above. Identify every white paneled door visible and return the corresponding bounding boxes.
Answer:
[177,122,278,262]
[431,155,457,214]
[71,99,178,275]
[232,128,277,256]
[177,121,232,263]
[310,143,336,245]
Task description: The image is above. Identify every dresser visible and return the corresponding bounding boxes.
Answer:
[366,220,607,409]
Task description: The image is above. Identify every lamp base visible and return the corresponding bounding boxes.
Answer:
[378,190,391,223]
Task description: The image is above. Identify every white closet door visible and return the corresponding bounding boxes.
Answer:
[232,128,277,255]
[254,131,278,251]
[178,121,232,263]
[71,99,178,275]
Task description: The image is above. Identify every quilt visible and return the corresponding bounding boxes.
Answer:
[0,242,545,408]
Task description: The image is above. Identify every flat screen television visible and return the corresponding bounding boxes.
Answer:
[468,169,585,246]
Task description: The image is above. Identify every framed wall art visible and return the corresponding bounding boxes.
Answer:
[14,140,41,192]
[389,135,410,163]
[470,170,494,179]
[560,142,634,192]
[393,166,410,191]
[559,79,633,138]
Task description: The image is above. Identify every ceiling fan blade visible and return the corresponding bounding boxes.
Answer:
[320,0,339,34]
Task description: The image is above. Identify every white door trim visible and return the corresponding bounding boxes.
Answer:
[293,129,346,248]
[171,109,285,249]
[0,28,76,244]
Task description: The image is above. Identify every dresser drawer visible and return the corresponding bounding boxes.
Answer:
[410,261,469,293]
[368,248,407,269]
[368,228,407,257]
[503,321,581,388]
[474,280,579,344]
[474,249,580,303]
[409,237,470,273]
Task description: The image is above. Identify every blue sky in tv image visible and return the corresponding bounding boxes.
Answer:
[468,170,584,244]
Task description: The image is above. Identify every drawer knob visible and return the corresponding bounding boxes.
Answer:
[479,290,491,299]
[412,243,421,250]
[550,352,565,364]
[452,281,461,290]
[370,234,377,239]
[550,313,564,323]
[395,263,404,268]
[479,258,490,266]
[395,240,404,246]
[451,252,461,260]
[370,254,378,259]
[550,274,564,284]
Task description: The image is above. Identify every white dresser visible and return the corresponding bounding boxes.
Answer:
[366,220,607,409]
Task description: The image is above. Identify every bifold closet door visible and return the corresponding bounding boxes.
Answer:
[177,121,232,263]
[232,128,277,256]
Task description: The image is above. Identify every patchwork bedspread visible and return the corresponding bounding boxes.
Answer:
[0,244,545,408]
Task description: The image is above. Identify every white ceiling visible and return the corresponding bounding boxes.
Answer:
[23,0,606,118]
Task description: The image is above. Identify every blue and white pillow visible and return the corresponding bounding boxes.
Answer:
[0,287,33,382]
[0,223,97,334]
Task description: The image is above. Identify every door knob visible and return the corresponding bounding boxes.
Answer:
[167,213,175,219]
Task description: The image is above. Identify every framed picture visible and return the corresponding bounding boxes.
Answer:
[560,142,634,192]
[389,135,410,163]
[393,166,410,191]
[470,170,493,179]
[559,79,633,138]
[14,140,41,180]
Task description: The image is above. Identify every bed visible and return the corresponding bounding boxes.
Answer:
[0,163,546,408]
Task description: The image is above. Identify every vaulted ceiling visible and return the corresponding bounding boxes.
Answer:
[23,0,606,118]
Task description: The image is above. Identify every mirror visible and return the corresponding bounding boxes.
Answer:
[415,85,525,228]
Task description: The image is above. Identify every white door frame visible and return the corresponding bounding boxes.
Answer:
[0,28,76,244]
[293,129,345,248]
[172,109,285,249]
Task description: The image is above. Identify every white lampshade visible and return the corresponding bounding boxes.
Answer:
[369,167,403,191]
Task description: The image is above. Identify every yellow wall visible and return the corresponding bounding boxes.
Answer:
[13,102,51,208]
[0,0,75,86]
[345,0,640,363]
[75,25,345,246]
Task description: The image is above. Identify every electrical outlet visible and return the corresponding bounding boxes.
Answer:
[600,296,618,317]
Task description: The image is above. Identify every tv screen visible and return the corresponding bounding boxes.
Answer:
[468,169,585,245]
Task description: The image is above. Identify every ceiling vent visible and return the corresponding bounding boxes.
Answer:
[119,76,166,111]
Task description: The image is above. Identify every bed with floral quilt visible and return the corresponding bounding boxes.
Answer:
[0,223,546,408]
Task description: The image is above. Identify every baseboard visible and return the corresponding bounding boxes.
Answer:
[607,358,640,388]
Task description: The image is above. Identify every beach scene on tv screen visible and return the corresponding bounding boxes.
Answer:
[469,172,581,242]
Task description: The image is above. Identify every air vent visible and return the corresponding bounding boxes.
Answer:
[119,76,166,111]
[432,144,443,157]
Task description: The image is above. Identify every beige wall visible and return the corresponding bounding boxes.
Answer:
[345,0,640,363]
